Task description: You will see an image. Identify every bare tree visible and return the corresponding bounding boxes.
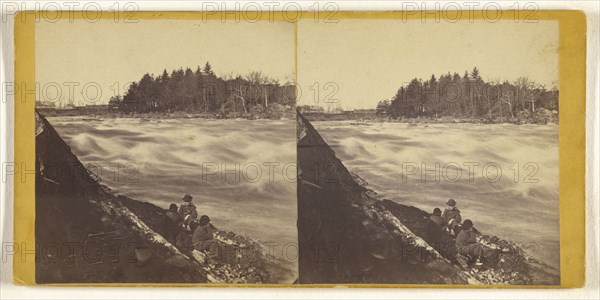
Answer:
[500,89,515,119]
[246,71,271,85]
[232,85,248,114]
[246,71,276,107]
[514,76,534,111]
[221,71,236,81]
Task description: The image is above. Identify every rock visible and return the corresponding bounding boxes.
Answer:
[135,248,153,266]
[165,255,194,268]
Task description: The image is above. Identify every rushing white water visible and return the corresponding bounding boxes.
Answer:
[48,116,298,276]
[313,121,560,274]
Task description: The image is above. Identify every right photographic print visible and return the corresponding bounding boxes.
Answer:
[296,17,561,285]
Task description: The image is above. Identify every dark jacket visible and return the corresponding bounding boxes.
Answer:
[427,215,445,242]
[192,223,215,246]
[178,202,198,219]
[166,211,180,222]
[429,215,444,226]
[455,228,477,249]
[164,211,182,243]
[441,207,462,224]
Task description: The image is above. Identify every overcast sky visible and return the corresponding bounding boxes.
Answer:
[36,19,295,106]
[297,19,558,110]
[36,18,558,109]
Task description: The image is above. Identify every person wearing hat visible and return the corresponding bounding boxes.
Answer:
[427,208,446,244]
[192,215,220,265]
[164,203,182,243]
[174,195,199,250]
[178,194,198,222]
[430,208,444,226]
[166,203,181,222]
[455,219,497,266]
[441,199,462,236]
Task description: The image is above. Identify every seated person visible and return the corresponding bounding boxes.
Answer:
[427,207,445,243]
[175,215,198,250]
[441,199,462,235]
[455,219,498,266]
[178,194,198,221]
[166,204,180,222]
[164,203,181,242]
[192,215,220,265]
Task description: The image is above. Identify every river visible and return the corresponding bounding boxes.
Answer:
[312,121,560,275]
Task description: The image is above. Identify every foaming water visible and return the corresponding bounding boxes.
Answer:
[49,116,298,275]
[314,121,559,273]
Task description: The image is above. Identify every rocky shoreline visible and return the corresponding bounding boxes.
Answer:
[302,108,559,125]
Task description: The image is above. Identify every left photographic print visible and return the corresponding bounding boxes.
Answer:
[33,16,297,284]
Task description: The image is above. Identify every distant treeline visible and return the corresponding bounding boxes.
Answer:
[111,62,296,115]
[377,68,559,121]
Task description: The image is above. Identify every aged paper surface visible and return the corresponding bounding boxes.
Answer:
[13,10,586,287]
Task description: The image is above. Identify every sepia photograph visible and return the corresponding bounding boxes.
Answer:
[5,6,589,292]
[34,17,297,284]
[296,18,560,285]
[2,1,596,298]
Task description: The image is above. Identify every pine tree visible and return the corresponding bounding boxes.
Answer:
[470,67,481,81]
[452,72,461,82]
[160,69,169,83]
[429,74,437,86]
[376,100,391,117]
[203,62,214,76]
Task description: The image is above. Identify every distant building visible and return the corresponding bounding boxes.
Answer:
[351,109,377,115]
[298,105,325,113]
[85,104,110,110]
[35,101,56,109]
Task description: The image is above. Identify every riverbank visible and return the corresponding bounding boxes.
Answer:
[37,103,295,120]
[302,108,559,125]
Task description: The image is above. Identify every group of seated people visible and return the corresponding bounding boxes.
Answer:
[427,199,501,266]
[164,194,220,265]
[164,195,500,267]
